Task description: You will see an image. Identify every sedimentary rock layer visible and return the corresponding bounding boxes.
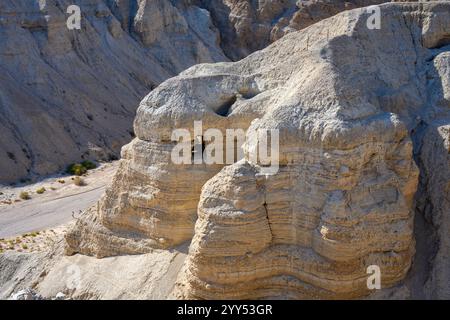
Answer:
[173,2,450,299]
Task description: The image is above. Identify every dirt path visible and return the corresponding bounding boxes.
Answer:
[0,162,118,238]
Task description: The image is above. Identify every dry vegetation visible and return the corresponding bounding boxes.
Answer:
[0,225,68,254]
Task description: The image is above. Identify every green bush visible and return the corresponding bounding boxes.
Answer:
[19,191,31,200]
[81,160,97,170]
[66,161,97,176]
[66,163,87,176]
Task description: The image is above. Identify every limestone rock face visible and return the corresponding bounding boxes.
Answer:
[0,0,226,183]
[198,0,388,60]
[67,2,450,299]
[173,2,450,299]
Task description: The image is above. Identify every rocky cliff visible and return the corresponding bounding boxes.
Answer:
[65,2,450,299]
[0,0,393,183]
[0,0,226,183]
[198,0,388,60]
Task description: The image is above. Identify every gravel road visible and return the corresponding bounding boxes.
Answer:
[0,162,118,238]
[0,186,105,238]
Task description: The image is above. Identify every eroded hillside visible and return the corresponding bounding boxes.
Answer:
[0,0,390,183]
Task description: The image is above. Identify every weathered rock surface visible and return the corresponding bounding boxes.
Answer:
[0,241,187,300]
[0,0,407,184]
[1,0,449,300]
[8,288,44,300]
[66,2,450,299]
[0,0,226,183]
[415,112,450,298]
[199,0,388,60]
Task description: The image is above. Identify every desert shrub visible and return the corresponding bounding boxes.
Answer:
[66,161,97,176]
[21,244,28,250]
[19,191,31,200]
[81,160,97,170]
[36,187,46,194]
[73,176,86,186]
[66,163,87,176]
[58,179,65,184]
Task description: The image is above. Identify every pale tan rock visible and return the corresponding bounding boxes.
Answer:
[173,2,450,299]
[63,1,450,299]
[1,1,449,301]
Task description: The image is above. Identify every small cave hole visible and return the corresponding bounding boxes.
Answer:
[6,152,16,162]
[214,95,237,117]
[431,35,450,49]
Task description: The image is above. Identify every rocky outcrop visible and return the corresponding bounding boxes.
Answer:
[197,0,388,60]
[418,124,450,299]
[414,51,450,299]
[66,2,450,299]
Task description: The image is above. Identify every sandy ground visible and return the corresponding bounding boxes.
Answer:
[0,160,187,300]
[0,239,189,300]
[0,161,118,241]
